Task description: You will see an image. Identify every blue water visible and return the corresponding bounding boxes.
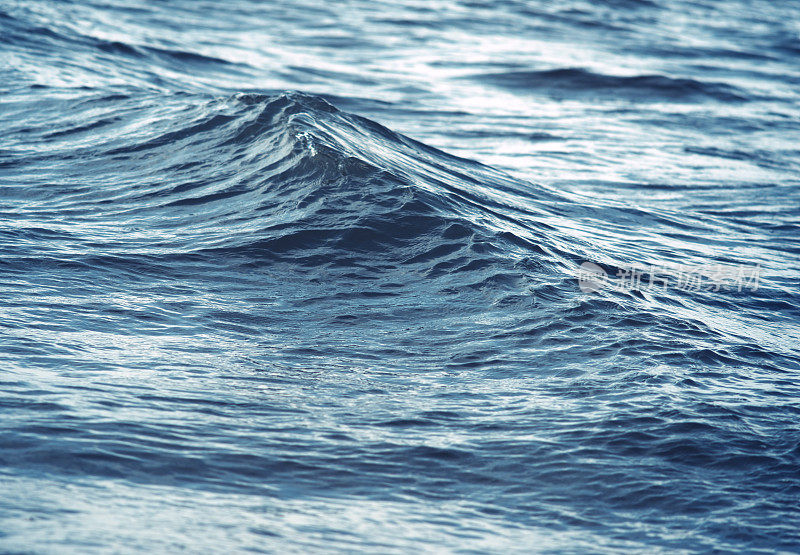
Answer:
[2,0,800,552]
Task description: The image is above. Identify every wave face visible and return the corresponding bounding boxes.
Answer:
[2,0,800,552]
[474,68,749,102]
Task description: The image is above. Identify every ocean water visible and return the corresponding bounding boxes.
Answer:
[1,0,800,552]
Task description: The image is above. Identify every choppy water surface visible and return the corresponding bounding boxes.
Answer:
[2,0,800,552]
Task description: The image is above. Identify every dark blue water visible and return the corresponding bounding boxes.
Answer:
[2,0,800,551]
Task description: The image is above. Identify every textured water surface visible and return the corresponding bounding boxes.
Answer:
[1,0,800,552]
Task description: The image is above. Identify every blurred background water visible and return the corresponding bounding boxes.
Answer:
[1,0,799,552]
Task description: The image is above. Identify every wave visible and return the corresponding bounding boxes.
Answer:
[2,89,586,289]
[473,67,749,102]
[5,87,794,349]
